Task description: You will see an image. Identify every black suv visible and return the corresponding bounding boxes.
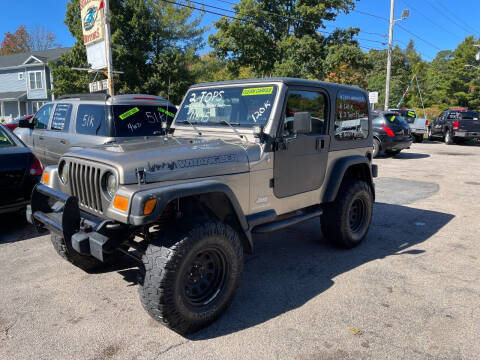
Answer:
[372,111,412,157]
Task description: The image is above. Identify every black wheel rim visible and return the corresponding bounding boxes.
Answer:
[349,198,367,233]
[183,247,228,307]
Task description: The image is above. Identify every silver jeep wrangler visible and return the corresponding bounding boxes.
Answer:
[28,78,377,334]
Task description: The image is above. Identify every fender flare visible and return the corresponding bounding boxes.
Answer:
[128,179,253,251]
[322,155,375,203]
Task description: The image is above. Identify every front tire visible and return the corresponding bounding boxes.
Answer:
[50,234,103,271]
[139,221,244,334]
[321,180,373,249]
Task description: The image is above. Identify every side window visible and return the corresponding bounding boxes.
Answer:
[33,104,54,130]
[50,104,72,132]
[76,105,107,136]
[283,90,326,136]
[335,91,369,140]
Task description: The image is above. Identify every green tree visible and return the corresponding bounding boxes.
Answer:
[209,0,357,78]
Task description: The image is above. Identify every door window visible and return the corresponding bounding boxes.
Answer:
[76,105,108,136]
[50,104,72,131]
[335,91,369,140]
[33,104,54,129]
[283,90,327,136]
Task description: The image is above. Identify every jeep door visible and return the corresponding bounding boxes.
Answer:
[273,88,330,198]
[31,103,54,165]
[43,103,74,166]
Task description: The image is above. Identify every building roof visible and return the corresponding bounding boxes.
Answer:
[0,48,71,69]
[0,91,27,101]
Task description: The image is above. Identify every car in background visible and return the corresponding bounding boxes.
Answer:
[389,108,427,143]
[0,124,43,214]
[5,114,34,132]
[372,111,413,158]
[14,94,177,166]
[428,109,480,145]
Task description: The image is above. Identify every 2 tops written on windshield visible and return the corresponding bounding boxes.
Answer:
[175,85,278,128]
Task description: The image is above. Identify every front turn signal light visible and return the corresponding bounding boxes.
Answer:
[41,172,50,184]
[143,198,157,215]
[113,195,129,212]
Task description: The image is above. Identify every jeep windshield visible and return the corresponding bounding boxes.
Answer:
[112,105,177,137]
[176,85,278,127]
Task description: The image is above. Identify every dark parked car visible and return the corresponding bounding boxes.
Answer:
[0,124,43,214]
[428,109,480,144]
[5,114,34,132]
[372,111,412,158]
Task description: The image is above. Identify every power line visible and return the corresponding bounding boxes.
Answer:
[398,0,464,40]
[396,24,441,51]
[183,0,388,45]
[428,0,480,36]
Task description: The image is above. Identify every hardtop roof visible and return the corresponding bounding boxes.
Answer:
[190,77,367,94]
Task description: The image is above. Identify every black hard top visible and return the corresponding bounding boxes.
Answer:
[191,77,366,94]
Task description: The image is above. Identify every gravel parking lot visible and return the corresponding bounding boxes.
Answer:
[1,141,480,360]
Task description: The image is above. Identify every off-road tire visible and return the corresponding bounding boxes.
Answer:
[139,220,244,335]
[445,129,454,145]
[50,234,103,271]
[373,138,380,158]
[321,180,373,249]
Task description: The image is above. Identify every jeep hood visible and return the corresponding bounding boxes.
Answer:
[63,136,256,184]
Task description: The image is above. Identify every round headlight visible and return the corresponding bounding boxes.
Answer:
[106,173,118,198]
[59,161,69,184]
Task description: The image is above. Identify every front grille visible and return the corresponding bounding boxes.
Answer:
[69,161,103,213]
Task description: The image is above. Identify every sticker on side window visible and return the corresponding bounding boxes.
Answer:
[119,107,140,120]
[241,87,274,96]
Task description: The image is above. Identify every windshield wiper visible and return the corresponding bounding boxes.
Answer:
[213,120,248,142]
[177,120,202,136]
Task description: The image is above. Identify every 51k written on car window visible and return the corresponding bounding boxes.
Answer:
[176,85,278,127]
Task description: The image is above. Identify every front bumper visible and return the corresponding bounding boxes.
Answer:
[27,184,128,261]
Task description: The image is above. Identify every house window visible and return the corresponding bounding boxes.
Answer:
[29,71,43,90]
[18,72,24,81]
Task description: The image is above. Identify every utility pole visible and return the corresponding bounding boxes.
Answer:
[104,0,114,96]
[385,3,409,110]
[385,0,395,111]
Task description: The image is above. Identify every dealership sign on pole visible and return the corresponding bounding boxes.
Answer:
[369,92,379,104]
[81,0,107,70]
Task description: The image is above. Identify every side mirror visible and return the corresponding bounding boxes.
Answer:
[19,118,34,129]
[293,112,311,134]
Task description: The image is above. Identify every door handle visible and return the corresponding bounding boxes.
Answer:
[39,136,44,140]
[60,140,66,144]
[316,138,325,150]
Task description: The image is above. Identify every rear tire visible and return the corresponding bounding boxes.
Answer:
[321,180,373,249]
[415,135,424,143]
[139,220,244,334]
[445,129,454,145]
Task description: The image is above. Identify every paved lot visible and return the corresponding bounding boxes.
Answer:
[1,141,480,360]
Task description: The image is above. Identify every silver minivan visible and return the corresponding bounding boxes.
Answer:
[14,94,176,166]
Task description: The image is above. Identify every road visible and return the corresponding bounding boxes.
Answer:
[1,141,479,360]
